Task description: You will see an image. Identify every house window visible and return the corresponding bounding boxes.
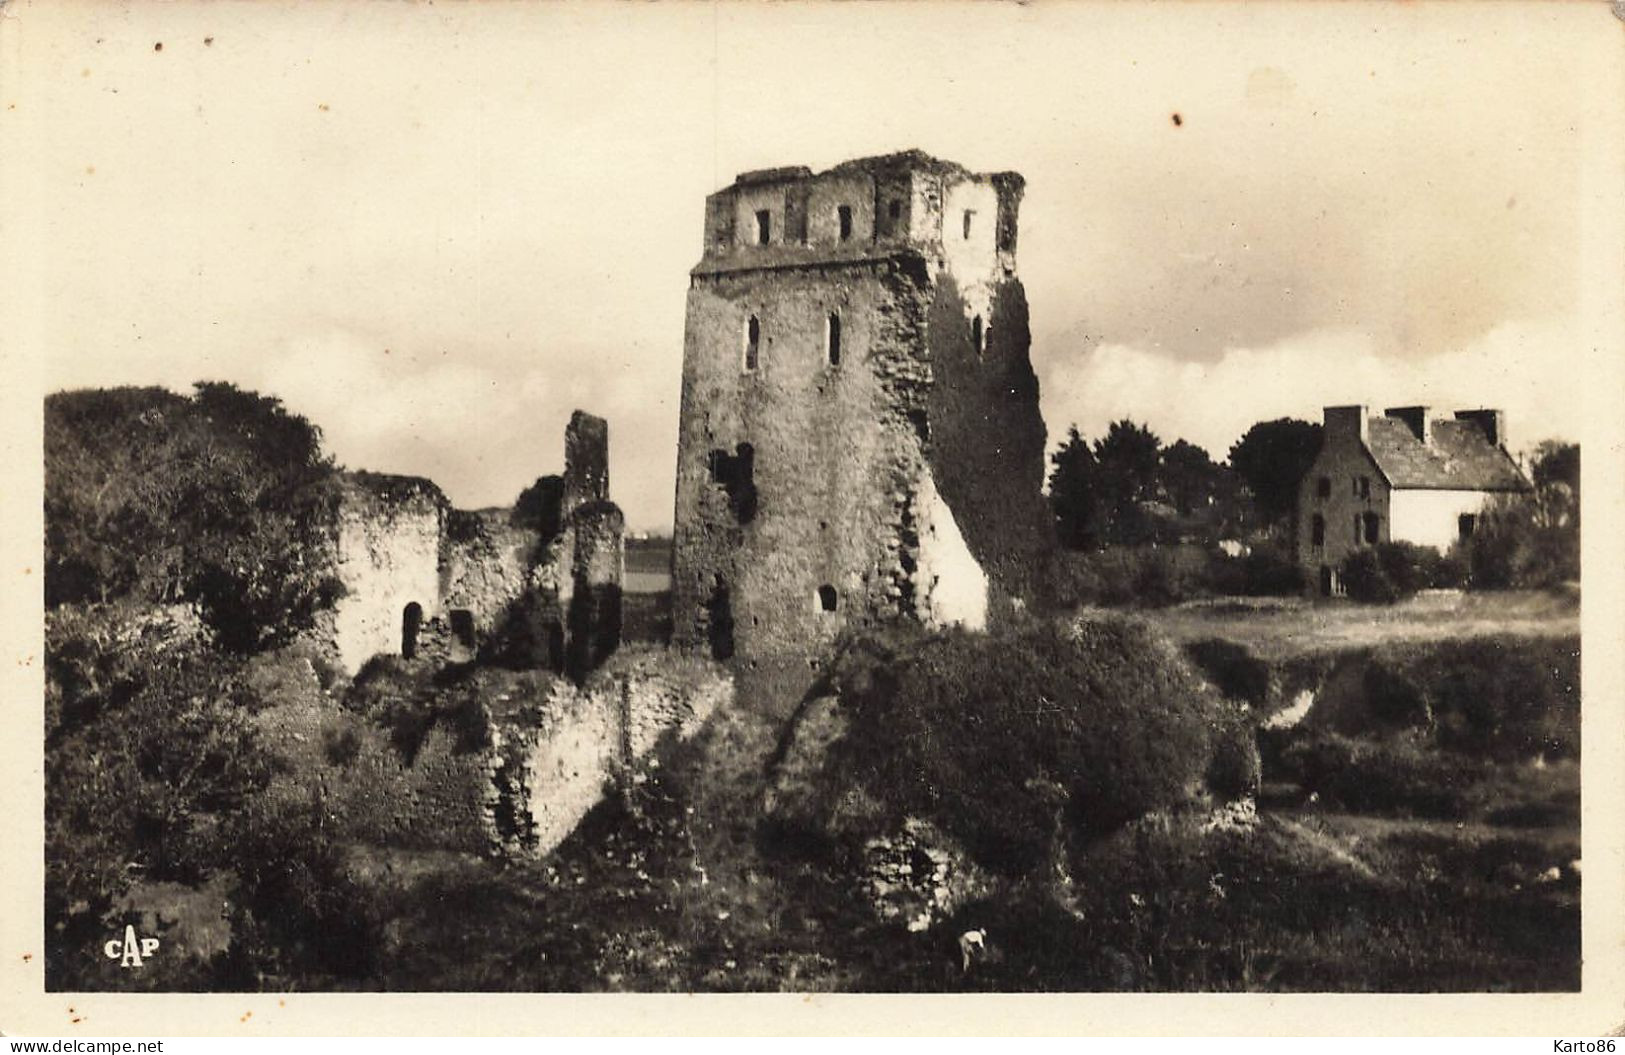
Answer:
[817,585,838,612]
[1363,512,1381,545]
[1358,476,1371,500]
[837,205,852,242]
[889,200,902,220]
[963,209,974,239]
[826,313,841,367]
[1316,476,1331,499]
[1352,514,1363,544]
[1319,566,1334,597]
[1458,513,1476,542]
[743,315,760,372]
[971,315,984,355]
[755,210,771,246]
[1311,514,1325,547]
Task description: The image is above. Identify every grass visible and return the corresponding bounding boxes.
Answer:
[1139,589,1577,663]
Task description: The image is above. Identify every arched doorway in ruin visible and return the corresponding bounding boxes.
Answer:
[402,602,424,659]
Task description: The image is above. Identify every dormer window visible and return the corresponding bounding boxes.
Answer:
[962,209,975,239]
[755,210,771,246]
[837,205,853,242]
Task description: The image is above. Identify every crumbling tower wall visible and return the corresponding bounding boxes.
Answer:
[670,151,1056,665]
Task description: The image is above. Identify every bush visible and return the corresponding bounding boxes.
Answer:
[1059,546,1211,607]
[1342,542,1465,604]
[1466,488,1579,590]
[1183,638,1272,707]
[823,616,1235,876]
[1207,705,1262,800]
[1207,546,1303,597]
[1280,733,1488,818]
[1364,657,1432,728]
[1373,637,1579,760]
[44,612,274,987]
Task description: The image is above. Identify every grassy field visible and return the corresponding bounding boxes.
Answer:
[1136,588,1577,662]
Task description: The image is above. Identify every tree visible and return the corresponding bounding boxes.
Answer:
[1160,439,1221,517]
[1532,441,1579,492]
[1466,441,1579,589]
[1048,427,1101,550]
[45,383,343,652]
[512,474,565,541]
[1227,418,1323,529]
[1094,420,1163,545]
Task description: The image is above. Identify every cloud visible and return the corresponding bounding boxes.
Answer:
[250,330,679,530]
[1039,317,1581,462]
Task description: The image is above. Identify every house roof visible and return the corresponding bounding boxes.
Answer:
[1365,417,1529,491]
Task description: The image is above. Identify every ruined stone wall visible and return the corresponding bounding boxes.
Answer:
[563,411,611,518]
[331,477,445,675]
[502,648,731,856]
[440,510,540,657]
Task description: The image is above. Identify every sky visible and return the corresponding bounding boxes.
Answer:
[8,1,1618,532]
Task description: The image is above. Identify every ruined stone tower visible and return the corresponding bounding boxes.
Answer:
[671,150,1056,663]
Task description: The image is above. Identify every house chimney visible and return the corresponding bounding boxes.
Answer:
[1454,408,1506,449]
[1324,405,1370,447]
[1385,406,1432,445]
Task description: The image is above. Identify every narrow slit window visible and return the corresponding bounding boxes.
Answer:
[744,315,760,372]
[826,313,842,367]
[971,315,984,355]
[837,205,852,242]
[962,209,974,239]
[755,210,771,246]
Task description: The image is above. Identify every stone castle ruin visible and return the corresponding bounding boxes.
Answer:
[671,150,1057,663]
[328,410,626,676]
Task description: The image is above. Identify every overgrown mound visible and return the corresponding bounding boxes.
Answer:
[769,616,1255,878]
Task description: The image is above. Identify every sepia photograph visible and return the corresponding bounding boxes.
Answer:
[2,0,1622,1036]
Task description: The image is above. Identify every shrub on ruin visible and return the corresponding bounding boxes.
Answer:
[822,616,1237,876]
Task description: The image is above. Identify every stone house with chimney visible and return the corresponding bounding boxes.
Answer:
[1296,405,1531,596]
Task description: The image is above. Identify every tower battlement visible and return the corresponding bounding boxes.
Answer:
[695,150,1023,281]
